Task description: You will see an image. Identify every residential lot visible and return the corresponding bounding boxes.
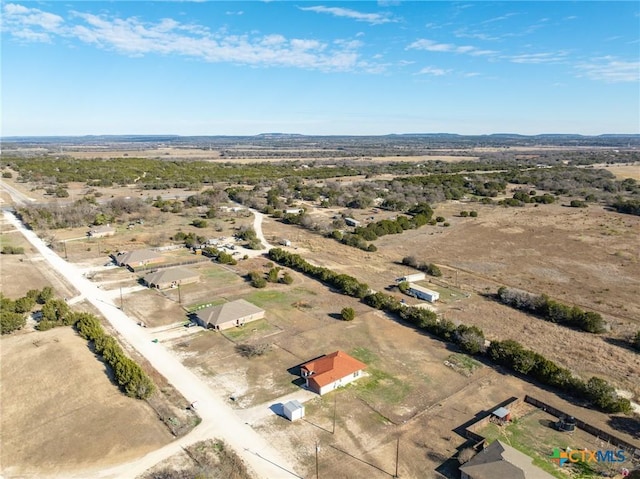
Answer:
[0,327,173,477]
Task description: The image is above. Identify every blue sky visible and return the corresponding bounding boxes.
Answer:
[2,1,639,136]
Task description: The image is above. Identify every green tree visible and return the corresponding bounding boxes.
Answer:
[281,272,294,285]
[36,287,53,304]
[341,307,355,321]
[1,310,26,334]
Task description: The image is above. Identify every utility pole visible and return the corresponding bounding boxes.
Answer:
[178,284,182,304]
[63,241,68,260]
[332,391,337,435]
[315,441,320,479]
[120,287,124,312]
[394,435,400,478]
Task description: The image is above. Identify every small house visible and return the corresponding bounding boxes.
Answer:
[407,283,439,302]
[460,440,555,479]
[283,400,305,421]
[88,225,115,238]
[113,249,164,269]
[195,299,265,331]
[300,351,366,395]
[143,267,200,289]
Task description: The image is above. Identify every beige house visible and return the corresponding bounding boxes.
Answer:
[113,249,164,269]
[300,351,366,395]
[88,225,115,238]
[143,267,199,289]
[460,440,555,479]
[195,299,265,330]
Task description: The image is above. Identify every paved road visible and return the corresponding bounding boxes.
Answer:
[4,210,302,479]
[0,179,36,206]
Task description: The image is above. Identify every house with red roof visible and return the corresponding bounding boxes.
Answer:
[300,351,367,395]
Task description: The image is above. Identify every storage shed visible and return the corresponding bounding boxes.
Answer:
[283,400,305,421]
[396,272,426,283]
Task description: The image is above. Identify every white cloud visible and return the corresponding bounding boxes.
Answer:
[417,66,450,76]
[407,38,496,56]
[507,51,569,64]
[2,3,64,42]
[2,4,372,72]
[299,6,395,25]
[576,57,640,83]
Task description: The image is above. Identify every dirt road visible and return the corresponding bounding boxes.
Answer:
[4,210,302,479]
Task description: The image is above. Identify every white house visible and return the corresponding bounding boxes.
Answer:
[300,351,367,395]
[407,283,439,302]
[283,400,305,421]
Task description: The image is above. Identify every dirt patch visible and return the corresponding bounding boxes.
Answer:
[0,327,172,478]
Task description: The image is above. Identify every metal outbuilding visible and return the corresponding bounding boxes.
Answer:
[283,400,305,421]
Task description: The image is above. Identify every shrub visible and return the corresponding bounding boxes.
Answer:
[281,272,294,285]
[1,246,25,254]
[435,216,445,223]
[236,343,271,358]
[192,218,208,228]
[341,307,355,321]
[460,211,469,217]
[469,210,478,217]
[632,330,640,352]
[2,171,12,178]
[1,310,26,334]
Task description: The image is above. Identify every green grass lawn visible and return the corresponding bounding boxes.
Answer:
[350,347,411,404]
[478,411,604,479]
[202,266,240,283]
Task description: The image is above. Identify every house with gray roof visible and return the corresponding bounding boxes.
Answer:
[460,440,555,479]
[143,267,199,289]
[194,299,265,330]
[113,249,164,269]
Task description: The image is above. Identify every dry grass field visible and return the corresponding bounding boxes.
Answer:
[261,201,640,399]
[3,153,639,478]
[0,327,173,478]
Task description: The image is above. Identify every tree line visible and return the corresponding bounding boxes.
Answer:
[267,248,631,414]
[1,289,155,400]
[497,286,606,333]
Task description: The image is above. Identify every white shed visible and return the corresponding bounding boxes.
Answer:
[283,400,305,421]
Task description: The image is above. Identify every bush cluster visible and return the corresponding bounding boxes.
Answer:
[75,313,155,399]
[401,256,442,277]
[611,198,640,216]
[202,246,237,265]
[497,287,606,333]
[247,271,267,288]
[1,288,52,334]
[488,340,630,413]
[268,248,629,414]
[1,245,25,254]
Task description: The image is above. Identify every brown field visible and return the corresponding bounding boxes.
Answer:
[0,327,173,478]
[162,281,639,478]
[261,201,640,398]
[598,163,640,180]
[3,160,640,478]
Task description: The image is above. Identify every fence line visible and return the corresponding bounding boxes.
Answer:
[524,395,640,456]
